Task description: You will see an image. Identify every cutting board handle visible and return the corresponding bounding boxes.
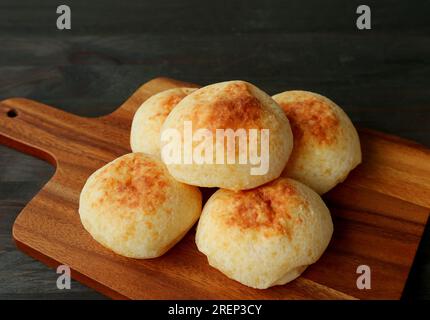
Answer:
[0,97,83,166]
[0,78,199,166]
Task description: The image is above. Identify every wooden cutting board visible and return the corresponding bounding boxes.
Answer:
[0,77,429,300]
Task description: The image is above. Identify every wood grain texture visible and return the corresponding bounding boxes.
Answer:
[0,77,429,299]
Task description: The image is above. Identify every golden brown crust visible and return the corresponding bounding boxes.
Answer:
[149,93,186,121]
[196,177,333,288]
[278,96,339,146]
[224,179,308,238]
[91,154,168,214]
[161,81,294,190]
[190,82,263,131]
[80,152,203,259]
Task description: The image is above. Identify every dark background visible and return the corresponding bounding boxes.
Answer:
[0,0,429,299]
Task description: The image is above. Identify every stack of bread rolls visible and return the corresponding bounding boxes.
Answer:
[79,80,361,289]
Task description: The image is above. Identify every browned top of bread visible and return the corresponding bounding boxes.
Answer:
[195,177,333,289]
[90,153,168,214]
[221,178,308,238]
[276,91,340,146]
[79,152,203,258]
[160,80,294,191]
[148,93,188,122]
[187,81,264,131]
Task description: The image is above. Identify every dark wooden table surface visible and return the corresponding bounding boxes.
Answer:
[0,0,429,299]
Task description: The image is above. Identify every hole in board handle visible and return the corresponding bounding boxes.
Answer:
[6,109,18,118]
